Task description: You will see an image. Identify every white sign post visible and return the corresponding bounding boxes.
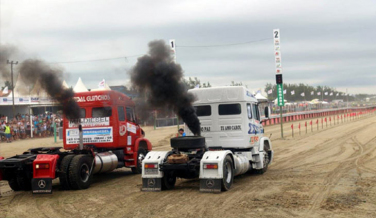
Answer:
[169,39,176,63]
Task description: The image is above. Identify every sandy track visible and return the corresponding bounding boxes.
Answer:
[1,114,376,217]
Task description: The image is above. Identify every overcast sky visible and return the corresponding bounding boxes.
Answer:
[1,0,375,94]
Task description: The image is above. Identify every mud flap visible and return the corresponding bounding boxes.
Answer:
[32,178,52,194]
[142,178,162,191]
[199,179,222,193]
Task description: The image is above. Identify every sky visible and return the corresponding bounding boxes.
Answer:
[0,0,375,94]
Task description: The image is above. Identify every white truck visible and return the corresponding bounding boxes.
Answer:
[141,86,273,192]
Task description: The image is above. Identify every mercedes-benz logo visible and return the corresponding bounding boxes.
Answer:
[206,179,214,188]
[38,180,46,189]
[148,178,155,187]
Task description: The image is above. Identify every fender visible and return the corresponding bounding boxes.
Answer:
[33,154,60,179]
[199,150,234,179]
[133,138,152,161]
[142,151,170,179]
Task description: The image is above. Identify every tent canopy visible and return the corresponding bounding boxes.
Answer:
[73,77,88,93]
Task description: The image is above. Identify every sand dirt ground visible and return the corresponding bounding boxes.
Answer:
[1,113,376,218]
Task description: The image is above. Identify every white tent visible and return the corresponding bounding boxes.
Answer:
[62,80,69,89]
[13,74,31,97]
[255,92,268,102]
[30,80,49,98]
[73,77,88,93]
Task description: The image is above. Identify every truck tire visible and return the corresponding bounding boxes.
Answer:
[68,155,93,190]
[170,136,206,150]
[59,155,75,190]
[221,156,234,191]
[162,171,176,190]
[17,175,31,191]
[8,177,21,191]
[131,148,146,174]
[254,151,269,174]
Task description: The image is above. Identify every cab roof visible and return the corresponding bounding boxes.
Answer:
[188,86,258,104]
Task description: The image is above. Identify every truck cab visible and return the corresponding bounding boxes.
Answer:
[187,86,266,151]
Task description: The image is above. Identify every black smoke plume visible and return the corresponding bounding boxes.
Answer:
[130,40,200,135]
[18,59,80,120]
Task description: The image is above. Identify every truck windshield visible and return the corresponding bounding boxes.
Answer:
[194,105,211,116]
[92,107,112,118]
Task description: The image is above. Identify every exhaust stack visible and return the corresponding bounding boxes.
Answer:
[78,124,83,150]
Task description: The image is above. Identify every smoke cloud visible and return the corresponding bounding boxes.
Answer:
[0,44,18,81]
[0,44,80,120]
[18,59,80,120]
[130,40,200,135]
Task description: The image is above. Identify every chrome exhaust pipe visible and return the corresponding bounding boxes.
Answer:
[78,124,83,150]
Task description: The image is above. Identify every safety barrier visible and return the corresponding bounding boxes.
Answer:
[263,106,376,126]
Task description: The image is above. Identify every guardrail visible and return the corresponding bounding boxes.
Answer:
[263,106,376,126]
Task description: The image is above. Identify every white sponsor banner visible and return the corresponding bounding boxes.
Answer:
[66,127,113,144]
[69,117,110,127]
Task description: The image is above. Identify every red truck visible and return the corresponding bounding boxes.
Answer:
[0,90,152,193]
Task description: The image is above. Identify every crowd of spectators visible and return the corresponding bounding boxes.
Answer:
[0,112,63,142]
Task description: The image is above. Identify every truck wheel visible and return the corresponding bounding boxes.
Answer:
[221,156,234,191]
[162,171,176,190]
[17,175,32,191]
[255,151,269,174]
[68,155,93,190]
[8,177,21,191]
[131,148,146,174]
[59,155,75,190]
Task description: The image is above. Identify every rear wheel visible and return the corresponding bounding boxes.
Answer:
[162,171,176,190]
[17,175,31,191]
[221,156,234,191]
[131,148,146,174]
[59,155,75,190]
[68,155,93,190]
[8,177,21,191]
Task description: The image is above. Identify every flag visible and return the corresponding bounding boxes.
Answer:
[300,92,305,97]
[291,90,295,95]
[2,86,8,94]
[324,92,328,95]
[98,79,105,88]
[317,92,321,95]
[267,89,272,94]
[283,89,286,94]
[311,91,314,95]
[330,92,333,96]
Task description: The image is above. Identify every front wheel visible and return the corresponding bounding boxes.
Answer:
[221,155,234,191]
[131,148,146,174]
[255,151,269,174]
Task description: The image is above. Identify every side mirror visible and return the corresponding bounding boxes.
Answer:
[264,106,271,119]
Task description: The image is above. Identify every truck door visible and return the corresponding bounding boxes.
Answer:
[247,103,264,148]
[125,107,138,146]
[117,106,127,146]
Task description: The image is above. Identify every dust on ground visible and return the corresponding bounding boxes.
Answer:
[1,114,376,218]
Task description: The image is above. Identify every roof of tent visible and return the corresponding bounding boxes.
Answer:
[255,92,268,102]
[13,74,31,97]
[73,77,88,93]
[62,80,69,89]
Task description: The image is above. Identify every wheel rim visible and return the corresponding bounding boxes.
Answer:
[80,163,90,183]
[225,162,232,184]
[138,153,145,168]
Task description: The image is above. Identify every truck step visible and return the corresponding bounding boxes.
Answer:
[125,159,134,162]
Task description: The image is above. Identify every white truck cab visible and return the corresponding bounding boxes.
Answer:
[187,86,265,151]
[142,86,273,193]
